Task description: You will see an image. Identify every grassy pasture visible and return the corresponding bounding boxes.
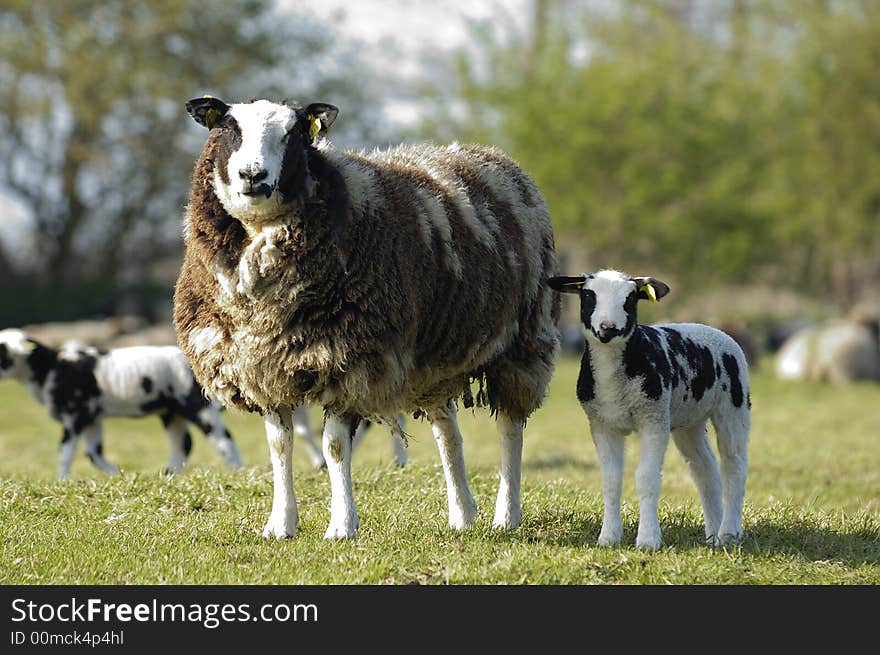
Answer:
[0,356,877,584]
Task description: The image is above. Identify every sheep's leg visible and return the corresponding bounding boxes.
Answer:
[712,410,750,546]
[671,422,723,543]
[192,405,243,468]
[591,425,625,546]
[350,419,369,457]
[634,425,671,551]
[57,428,78,479]
[262,407,299,539]
[391,414,408,467]
[493,411,523,529]
[162,414,192,474]
[79,421,119,475]
[431,401,477,530]
[322,412,359,539]
[292,404,325,469]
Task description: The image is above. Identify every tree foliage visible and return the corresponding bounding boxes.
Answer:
[424,0,880,308]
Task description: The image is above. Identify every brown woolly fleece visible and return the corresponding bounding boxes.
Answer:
[174,133,561,422]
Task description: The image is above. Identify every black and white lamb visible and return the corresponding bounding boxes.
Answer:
[173,96,560,539]
[548,270,750,549]
[0,329,243,478]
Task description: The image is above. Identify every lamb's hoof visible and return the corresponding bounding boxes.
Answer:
[261,515,298,540]
[597,530,623,547]
[448,499,478,530]
[323,523,358,540]
[635,531,662,551]
[715,532,743,547]
[492,506,522,530]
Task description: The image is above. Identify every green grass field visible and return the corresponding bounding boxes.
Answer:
[0,356,877,584]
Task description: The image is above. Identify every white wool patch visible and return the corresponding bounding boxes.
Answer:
[189,326,223,355]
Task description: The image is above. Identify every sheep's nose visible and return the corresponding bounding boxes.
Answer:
[239,166,268,182]
[599,321,615,331]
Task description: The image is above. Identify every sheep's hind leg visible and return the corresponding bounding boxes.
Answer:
[671,422,723,543]
[292,404,325,469]
[57,428,78,479]
[712,409,750,546]
[262,407,299,539]
[322,412,359,539]
[493,411,523,529]
[430,401,477,530]
[162,414,192,474]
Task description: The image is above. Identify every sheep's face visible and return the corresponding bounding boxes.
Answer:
[0,329,34,378]
[186,96,338,226]
[547,270,670,345]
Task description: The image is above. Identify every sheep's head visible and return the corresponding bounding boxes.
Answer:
[186,96,338,226]
[548,270,670,344]
[0,329,37,379]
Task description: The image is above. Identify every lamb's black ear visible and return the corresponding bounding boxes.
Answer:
[632,276,670,302]
[299,103,339,142]
[547,275,587,294]
[186,96,231,129]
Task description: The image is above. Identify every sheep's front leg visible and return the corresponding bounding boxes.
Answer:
[323,412,359,539]
[634,424,671,551]
[81,422,120,475]
[262,407,299,539]
[57,428,78,480]
[430,401,477,530]
[493,412,523,529]
[590,424,625,546]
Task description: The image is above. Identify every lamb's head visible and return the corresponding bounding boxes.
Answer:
[0,329,38,380]
[548,269,670,344]
[186,96,338,226]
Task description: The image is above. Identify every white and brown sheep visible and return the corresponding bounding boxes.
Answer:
[173,96,560,539]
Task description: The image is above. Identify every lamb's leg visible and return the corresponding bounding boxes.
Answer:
[162,414,192,474]
[79,421,119,475]
[292,404,325,469]
[712,410,750,546]
[391,414,408,468]
[57,428,78,479]
[262,407,299,539]
[671,422,723,543]
[591,425,625,546]
[493,411,523,529]
[192,405,243,468]
[634,424,671,550]
[322,412,359,539]
[430,401,477,530]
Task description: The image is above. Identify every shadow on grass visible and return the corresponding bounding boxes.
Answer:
[485,512,880,567]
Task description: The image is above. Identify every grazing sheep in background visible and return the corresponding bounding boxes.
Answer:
[548,270,750,550]
[775,311,880,383]
[292,404,408,469]
[0,329,243,478]
[174,95,560,539]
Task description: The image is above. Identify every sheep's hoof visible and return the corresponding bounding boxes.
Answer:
[635,531,662,551]
[715,532,743,547]
[448,499,478,530]
[491,507,522,530]
[323,524,357,540]
[597,531,623,547]
[261,515,298,540]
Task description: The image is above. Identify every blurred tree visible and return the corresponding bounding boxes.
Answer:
[422,0,880,309]
[0,0,377,324]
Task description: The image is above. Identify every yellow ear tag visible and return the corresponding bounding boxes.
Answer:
[640,284,658,303]
[23,341,37,352]
[205,108,221,129]
[307,114,322,140]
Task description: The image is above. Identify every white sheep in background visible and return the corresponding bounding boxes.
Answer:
[174,96,560,539]
[775,311,880,383]
[549,270,750,550]
[0,329,243,478]
[292,404,408,469]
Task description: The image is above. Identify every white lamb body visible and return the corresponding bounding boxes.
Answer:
[549,270,751,550]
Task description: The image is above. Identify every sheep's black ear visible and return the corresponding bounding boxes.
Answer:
[547,275,587,294]
[186,96,231,129]
[298,103,339,142]
[632,276,670,302]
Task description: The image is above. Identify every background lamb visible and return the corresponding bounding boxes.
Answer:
[0,328,243,478]
[174,96,560,539]
[548,270,750,550]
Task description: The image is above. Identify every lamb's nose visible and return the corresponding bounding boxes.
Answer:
[239,166,268,182]
[599,321,615,331]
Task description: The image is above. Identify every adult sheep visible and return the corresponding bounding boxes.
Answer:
[173,96,561,539]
